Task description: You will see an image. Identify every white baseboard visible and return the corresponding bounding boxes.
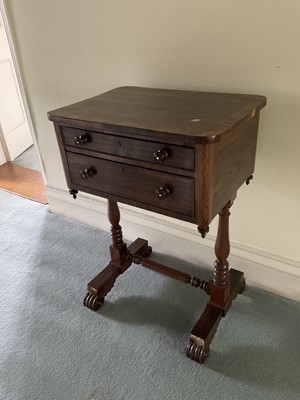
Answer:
[46,185,300,303]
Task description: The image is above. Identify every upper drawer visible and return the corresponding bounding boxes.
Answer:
[62,127,194,171]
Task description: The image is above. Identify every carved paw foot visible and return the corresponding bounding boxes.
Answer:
[83,292,104,311]
[186,342,209,364]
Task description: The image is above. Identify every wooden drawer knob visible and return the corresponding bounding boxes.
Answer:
[74,134,90,147]
[80,167,97,180]
[153,148,169,163]
[155,185,173,200]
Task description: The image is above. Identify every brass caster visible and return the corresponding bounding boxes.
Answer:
[83,292,104,311]
[186,342,209,364]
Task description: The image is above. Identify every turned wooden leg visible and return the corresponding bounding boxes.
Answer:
[108,199,128,266]
[84,200,152,311]
[83,200,126,310]
[210,199,232,310]
[187,199,245,363]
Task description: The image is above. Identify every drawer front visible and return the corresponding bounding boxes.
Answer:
[66,152,194,218]
[62,127,194,171]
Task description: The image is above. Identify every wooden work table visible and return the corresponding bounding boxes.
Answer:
[48,86,266,363]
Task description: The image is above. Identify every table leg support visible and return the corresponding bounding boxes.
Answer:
[187,303,223,363]
[187,199,246,363]
[83,200,151,311]
[83,199,245,365]
[210,199,232,310]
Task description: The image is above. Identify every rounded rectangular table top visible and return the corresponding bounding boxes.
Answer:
[48,86,266,144]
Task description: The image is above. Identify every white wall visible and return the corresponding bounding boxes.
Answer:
[5,0,300,299]
[0,8,10,164]
[0,137,6,164]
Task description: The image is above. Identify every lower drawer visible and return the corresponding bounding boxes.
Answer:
[66,152,194,218]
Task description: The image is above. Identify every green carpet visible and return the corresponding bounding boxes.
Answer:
[0,190,299,400]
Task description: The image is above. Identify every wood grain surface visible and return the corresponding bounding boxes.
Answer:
[48,86,266,144]
[0,162,47,204]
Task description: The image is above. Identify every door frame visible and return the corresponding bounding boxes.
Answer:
[0,0,46,181]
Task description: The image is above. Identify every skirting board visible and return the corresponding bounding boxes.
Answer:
[46,185,300,303]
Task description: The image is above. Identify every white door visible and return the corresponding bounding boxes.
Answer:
[0,11,32,162]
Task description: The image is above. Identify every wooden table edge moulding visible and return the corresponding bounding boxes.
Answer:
[48,86,266,364]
